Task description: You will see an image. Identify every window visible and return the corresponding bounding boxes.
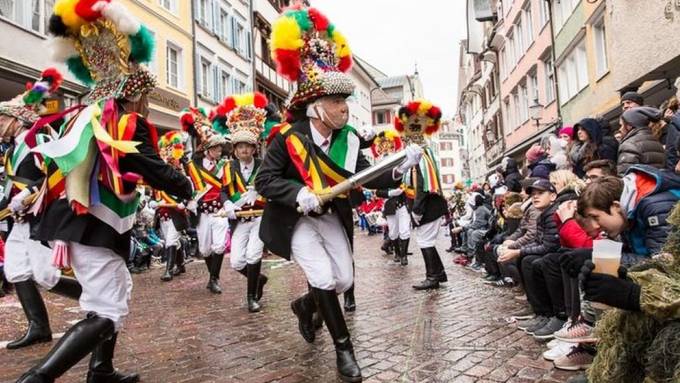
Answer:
[1,0,46,33]
[512,92,520,128]
[519,84,529,122]
[500,47,507,80]
[503,99,511,134]
[593,18,608,77]
[199,58,211,97]
[220,70,231,99]
[544,58,555,103]
[554,0,579,31]
[159,0,177,13]
[234,79,247,94]
[557,41,588,103]
[374,111,386,125]
[515,23,525,57]
[539,0,550,28]
[166,44,182,89]
[529,72,538,102]
[197,0,211,27]
[523,3,533,46]
[219,9,230,41]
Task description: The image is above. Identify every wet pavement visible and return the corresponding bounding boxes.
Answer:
[1,232,577,382]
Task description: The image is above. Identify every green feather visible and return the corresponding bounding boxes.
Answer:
[23,91,44,106]
[327,24,336,38]
[212,118,229,135]
[66,56,94,86]
[129,25,155,64]
[285,9,312,31]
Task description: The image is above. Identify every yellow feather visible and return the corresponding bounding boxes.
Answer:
[418,101,433,115]
[54,0,86,31]
[271,16,304,51]
[242,93,255,106]
[333,31,351,57]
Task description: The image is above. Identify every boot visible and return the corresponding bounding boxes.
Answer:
[405,238,413,255]
[412,248,440,290]
[246,262,262,313]
[203,255,213,289]
[290,293,316,343]
[392,239,400,263]
[429,248,448,282]
[399,238,409,266]
[7,280,52,350]
[16,314,115,383]
[172,247,184,276]
[312,310,324,331]
[381,238,393,255]
[49,277,82,300]
[86,333,139,383]
[160,247,175,282]
[207,252,223,294]
[311,288,362,383]
[343,285,356,312]
[237,264,267,301]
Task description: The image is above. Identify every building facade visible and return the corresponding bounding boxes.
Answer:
[348,57,379,129]
[370,73,424,133]
[193,0,254,113]
[431,120,466,191]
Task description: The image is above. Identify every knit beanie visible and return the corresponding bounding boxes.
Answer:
[525,144,545,164]
[622,106,663,129]
[621,91,644,106]
[558,126,573,137]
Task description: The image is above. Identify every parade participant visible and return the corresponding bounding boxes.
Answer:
[394,100,448,290]
[257,4,422,381]
[154,131,192,282]
[181,107,229,294]
[16,1,192,382]
[215,92,269,312]
[0,68,83,350]
[373,129,411,266]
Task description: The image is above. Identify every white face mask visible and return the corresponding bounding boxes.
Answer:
[306,101,348,130]
[559,138,568,149]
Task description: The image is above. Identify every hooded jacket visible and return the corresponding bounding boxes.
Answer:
[519,200,561,257]
[554,187,594,249]
[617,126,665,176]
[570,118,618,177]
[528,155,556,179]
[507,200,541,249]
[501,158,522,193]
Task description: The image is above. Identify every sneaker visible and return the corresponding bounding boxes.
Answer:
[554,345,594,371]
[483,274,500,281]
[547,338,562,349]
[525,316,551,334]
[532,317,566,339]
[517,315,547,331]
[510,307,535,321]
[485,277,514,287]
[542,340,573,361]
[555,320,598,343]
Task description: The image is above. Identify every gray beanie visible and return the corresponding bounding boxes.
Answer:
[621,91,644,106]
[622,106,663,129]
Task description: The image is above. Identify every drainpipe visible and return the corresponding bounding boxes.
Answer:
[191,1,198,106]
[546,0,563,126]
[249,0,257,91]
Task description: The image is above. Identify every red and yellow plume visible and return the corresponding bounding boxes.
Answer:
[394,100,443,138]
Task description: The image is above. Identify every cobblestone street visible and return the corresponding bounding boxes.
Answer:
[1,233,577,383]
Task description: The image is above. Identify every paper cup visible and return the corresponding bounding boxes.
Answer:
[591,239,623,310]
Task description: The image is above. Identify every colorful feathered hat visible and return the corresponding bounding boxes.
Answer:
[371,128,403,158]
[47,0,156,103]
[214,92,268,146]
[179,107,226,151]
[270,2,354,110]
[157,131,184,165]
[394,100,443,144]
[0,68,64,137]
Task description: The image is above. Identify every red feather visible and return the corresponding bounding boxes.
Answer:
[394,136,403,151]
[370,145,379,158]
[274,49,301,81]
[180,114,194,132]
[393,116,404,132]
[338,55,352,73]
[308,8,330,30]
[222,97,237,114]
[41,68,63,92]
[25,82,33,92]
[253,92,268,109]
[424,124,439,136]
[75,0,108,21]
[428,106,442,119]
[406,102,420,114]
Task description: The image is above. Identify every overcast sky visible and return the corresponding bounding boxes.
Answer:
[311,0,468,117]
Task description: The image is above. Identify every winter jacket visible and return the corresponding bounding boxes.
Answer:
[519,201,561,257]
[502,158,523,193]
[528,156,556,179]
[619,165,680,266]
[617,126,665,176]
[507,201,541,249]
[570,118,619,177]
[553,188,594,249]
[665,113,680,171]
[469,205,492,230]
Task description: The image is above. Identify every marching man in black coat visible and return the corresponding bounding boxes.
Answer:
[394,101,449,290]
[17,2,192,382]
[0,69,82,350]
[257,6,422,382]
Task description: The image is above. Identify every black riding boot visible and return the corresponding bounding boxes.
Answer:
[399,238,409,266]
[7,280,52,350]
[290,292,317,343]
[246,262,262,313]
[160,247,175,282]
[172,246,184,276]
[237,263,267,301]
[49,277,82,300]
[312,288,362,382]
[343,284,356,312]
[86,332,139,383]
[16,314,115,383]
[429,248,447,282]
[207,252,223,294]
[381,238,393,255]
[412,247,440,290]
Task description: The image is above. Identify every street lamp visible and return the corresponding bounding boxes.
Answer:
[529,98,544,129]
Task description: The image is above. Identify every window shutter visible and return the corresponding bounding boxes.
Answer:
[193,0,199,22]
[211,0,219,33]
[230,16,237,49]
[212,65,219,103]
[246,30,252,59]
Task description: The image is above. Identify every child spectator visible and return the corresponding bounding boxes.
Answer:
[466,194,492,271]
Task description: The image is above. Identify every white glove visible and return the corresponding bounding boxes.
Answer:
[242,189,258,206]
[396,144,423,174]
[412,212,423,225]
[9,188,31,213]
[356,125,376,141]
[296,187,321,215]
[222,200,240,220]
[149,200,159,209]
[388,188,404,197]
[187,200,198,213]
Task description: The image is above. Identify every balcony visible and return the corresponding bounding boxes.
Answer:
[255,56,291,95]
[485,139,505,166]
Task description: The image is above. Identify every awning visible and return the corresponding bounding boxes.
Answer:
[149,108,180,131]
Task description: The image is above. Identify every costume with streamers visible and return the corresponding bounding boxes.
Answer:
[256,4,403,382]
[181,106,229,294]
[373,129,411,265]
[16,2,192,383]
[219,92,269,313]
[0,68,84,352]
[394,100,449,291]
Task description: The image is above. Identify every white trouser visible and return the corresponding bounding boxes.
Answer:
[416,219,441,248]
[386,205,411,240]
[160,219,181,248]
[196,213,229,256]
[70,242,132,331]
[4,222,60,288]
[229,217,264,270]
[291,213,353,294]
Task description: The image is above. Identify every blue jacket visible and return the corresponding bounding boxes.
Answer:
[621,165,680,266]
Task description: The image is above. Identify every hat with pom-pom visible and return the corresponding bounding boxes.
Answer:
[370,128,403,158]
[213,92,268,146]
[393,100,443,144]
[179,107,226,151]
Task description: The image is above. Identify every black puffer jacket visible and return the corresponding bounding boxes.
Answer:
[502,158,522,193]
[617,126,665,176]
[519,202,560,257]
